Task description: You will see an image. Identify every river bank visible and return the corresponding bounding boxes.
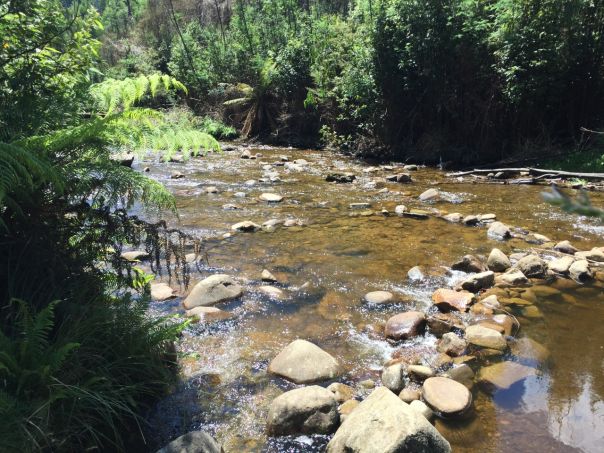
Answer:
[130,144,604,452]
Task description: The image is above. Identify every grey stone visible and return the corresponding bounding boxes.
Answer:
[183,274,243,309]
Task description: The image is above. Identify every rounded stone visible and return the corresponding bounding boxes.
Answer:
[422,376,472,416]
[385,311,427,340]
[268,339,341,384]
[183,274,243,309]
[364,290,395,304]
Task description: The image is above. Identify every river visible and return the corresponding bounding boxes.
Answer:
[139,145,604,452]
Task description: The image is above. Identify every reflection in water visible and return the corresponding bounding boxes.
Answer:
[141,146,604,452]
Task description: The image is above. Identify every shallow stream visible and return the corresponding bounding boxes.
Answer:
[140,145,604,453]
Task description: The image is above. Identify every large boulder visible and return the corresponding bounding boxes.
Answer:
[422,377,472,417]
[385,311,426,340]
[183,274,243,309]
[151,282,175,301]
[268,339,341,384]
[267,386,339,436]
[156,431,222,453]
[465,325,507,350]
[451,255,487,273]
[461,271,495,292]
[548,256,575,275]
[515,255,547,278]
[432,289,475,312]
[487,248,511,272]
[326,387,451,453]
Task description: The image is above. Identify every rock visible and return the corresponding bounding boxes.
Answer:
[183,274,244,309]
[487,222,511,240]
[511,337,550,363]
[350,202,371,209]
[487,248,511,272]
[240,150,252,159]
[121,250,150,262]
[407,266,425,281]
[443,364,474,389]
[385,311,426,341]
[404,209,431,219]
[156,431,222,453]
[244,179,257,186]
[385,173,412,183]
[461,271,495,292]
[394,205,407,215]
[258,285,284,299]
[267,386,339,436]
[432,289,475,312]
[150,283,174,301]
[569,259,593,282]
[338,400,359,422]
[363,290,395,304]
[407,365,434,381]
[515,255,547,278]
[268,339,341,384]
[422,377,472,417]
[554,240,578,254]
[451,255,487,273]
[399,388,421,403]
[442,213,462,223]
[326,173,356,183]
[185,306,233,323]
[548,256,574,274]
[261,269,278,282]
[478,361,537,390]
[205,186,218,194]
[259,193,284,202]
[419,188,439,202]
[358,380,375,389]
[465,325,507,350]
[492,314,515,336]
[404,164,418,171]
[222,203,240,210]
[478,213,496,221]
[462,215,479,226]
[480,294,501,309]
[437,333,467,357]
[427,312,464,337]
[382,363,405,393]
[231,221,261,232]
[326,387,451,453]
[410,400,434,421]
[170,171,185,179]
[328,383,355,403]
[498,268,529,286]
[234,191,247,198]
[575,248,604,262]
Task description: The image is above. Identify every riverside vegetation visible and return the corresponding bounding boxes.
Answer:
[1,1,604,453]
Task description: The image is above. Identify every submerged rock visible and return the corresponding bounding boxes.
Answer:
[478,361,537,390]
[510,337,550,363]
[183,274,243,309]
[326,387,451,453]
[268,339,341,384]
[385,311,426,340]
[156,431,222,453]
[267,386,339,436]
[364,290,396,304]
[422,377,472,417]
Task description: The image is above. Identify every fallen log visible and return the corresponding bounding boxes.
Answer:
[447,167,604,180]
